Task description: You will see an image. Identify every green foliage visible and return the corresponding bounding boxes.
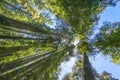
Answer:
[42,0,105,35]
[78,41,91,54]
[98,71,119,80]
[0,0,120,80]
[96,23,120,64]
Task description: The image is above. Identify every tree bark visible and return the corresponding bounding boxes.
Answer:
[83,53,95,80]
[0,35,45,40]
[0,15,54,34]
[0,15,69,39]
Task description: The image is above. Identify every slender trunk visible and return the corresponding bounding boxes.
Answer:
[0,50,55,73]
[0,25,40,37]
[0,15,54,34]
[0,35,45,40]
[83,53,95,80]
[0,15,70,39]
[0,46,30,57]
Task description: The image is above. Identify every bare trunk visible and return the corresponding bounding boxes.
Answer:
[83,53,95,80]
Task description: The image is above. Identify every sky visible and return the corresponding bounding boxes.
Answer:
[58,38,80,80]
[90,1,120,79]
[90,1,120,39]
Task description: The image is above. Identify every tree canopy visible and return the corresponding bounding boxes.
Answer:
[0,0,120,80]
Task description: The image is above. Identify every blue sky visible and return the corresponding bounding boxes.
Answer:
[90,1,120,79]
[90,53,120,79]
[90,1,120,39]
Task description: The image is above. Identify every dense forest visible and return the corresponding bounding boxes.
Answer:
[0,0,120,80]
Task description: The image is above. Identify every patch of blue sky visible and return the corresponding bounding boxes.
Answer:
[89,1,120,40]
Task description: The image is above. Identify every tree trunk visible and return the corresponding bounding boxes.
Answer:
[83,53,95,80]
[0,15,69,39]
[0,15,52,34]
[0,35,45,40]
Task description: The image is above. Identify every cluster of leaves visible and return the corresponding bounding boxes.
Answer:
[78,41,91,54]
[98,71,119,80]
[95,22,120,64]
[41,0,119,38]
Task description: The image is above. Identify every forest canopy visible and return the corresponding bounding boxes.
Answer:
[0,0,120,80]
